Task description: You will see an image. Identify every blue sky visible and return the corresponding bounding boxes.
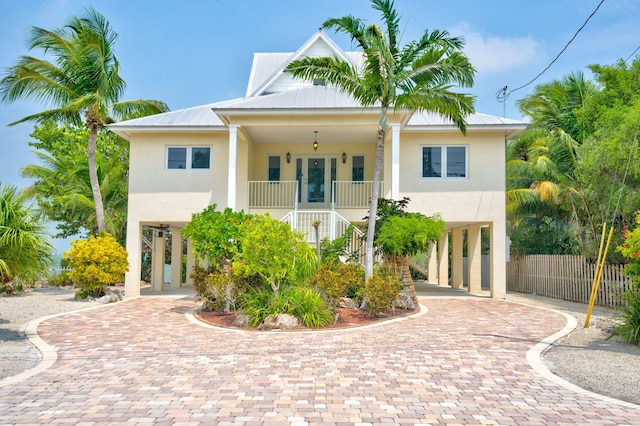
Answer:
[1,0,639,251]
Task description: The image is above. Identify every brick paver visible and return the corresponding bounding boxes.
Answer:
[1,296,639,425]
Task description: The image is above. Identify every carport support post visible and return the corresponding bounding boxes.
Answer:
[437,232,449,287]
[185,239,195,286]
[451,228,464,289]
[124,221,142,298]
[170,227,182,288]
[467,225,482,293]
[151,229,165,292]
[427,241,437,284]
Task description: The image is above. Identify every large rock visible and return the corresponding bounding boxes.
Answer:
[394,287,416,310]
[231,314,250,328]
[260,313,299,330]
[338,297,357,309]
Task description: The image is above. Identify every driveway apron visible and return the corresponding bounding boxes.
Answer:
[1,297,639,425]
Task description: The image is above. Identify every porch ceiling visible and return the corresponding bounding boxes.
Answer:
[243,124,378,144]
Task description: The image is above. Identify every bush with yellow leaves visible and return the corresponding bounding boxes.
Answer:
[65,233,128,298]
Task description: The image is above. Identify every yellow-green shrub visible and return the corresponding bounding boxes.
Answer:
[65,233,128,297]
[311,260,364,305]
[363,268,402,316]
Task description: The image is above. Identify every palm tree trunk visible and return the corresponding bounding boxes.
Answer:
[364,107,388,281]
[88,125,106,233]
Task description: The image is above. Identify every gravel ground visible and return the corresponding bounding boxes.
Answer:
[1,287,638,407]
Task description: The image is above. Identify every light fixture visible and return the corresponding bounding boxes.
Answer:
[286,152,291,163]
[314,160,318,168]
[342,152,347,164]
[313,130,318,151]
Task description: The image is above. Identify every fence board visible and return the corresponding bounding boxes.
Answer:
[507,255,632,308]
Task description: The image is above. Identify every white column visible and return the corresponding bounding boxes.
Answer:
[451,228,464,289]
[427,241,438,284]
[185,239,195,286]
[124,220,141,298]
[170,227,182,289]
[390,123,401,200]
[151,229,165,292]
[228,124,240,211]
[467,225,482,293]
[437,232,449,287]
[490,222,507,299]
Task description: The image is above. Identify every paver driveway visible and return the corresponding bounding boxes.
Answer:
[1,296,639,425]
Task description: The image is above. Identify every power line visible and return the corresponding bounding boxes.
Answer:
[497,0,606,104]
[625,45,640,63]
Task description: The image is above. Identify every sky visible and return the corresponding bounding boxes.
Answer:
[1,0,639,252]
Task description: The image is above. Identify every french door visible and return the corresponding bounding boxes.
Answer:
[296,156,337,208]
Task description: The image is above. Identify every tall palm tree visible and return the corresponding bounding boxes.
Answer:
[286,0,475,279]
[0,182,53,284]
[0,8,168,233]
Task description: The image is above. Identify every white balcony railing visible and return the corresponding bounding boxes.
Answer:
[331,181,383,208]
[247,181,298,209]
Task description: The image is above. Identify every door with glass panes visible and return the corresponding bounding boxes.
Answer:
[296,156,337,208]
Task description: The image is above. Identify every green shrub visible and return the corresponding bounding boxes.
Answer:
[363,268,402,316]
[312,260,364,305]
[0,278,28,296]
[611,287,640,347]
[289,287,335,328]
[241,286,293,327]
[47,270,73,287]
[64,233,128,298]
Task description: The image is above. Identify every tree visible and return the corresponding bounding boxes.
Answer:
[0,182,54,289]
[20,122,129,242]
[286,0,475,279]
[0,8,168,233]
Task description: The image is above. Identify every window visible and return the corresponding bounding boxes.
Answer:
[167,147,211,170]
[268,155,281,181]
[352,155,364,181]
[422,146,467,178]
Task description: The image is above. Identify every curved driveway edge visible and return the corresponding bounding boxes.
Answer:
[1,296,639,425]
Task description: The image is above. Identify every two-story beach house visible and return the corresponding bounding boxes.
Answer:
[108,30,527,299]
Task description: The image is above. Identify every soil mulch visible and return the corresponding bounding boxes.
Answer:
[195,306,417,331]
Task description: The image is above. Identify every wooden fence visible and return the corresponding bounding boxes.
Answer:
[507,254,633,308]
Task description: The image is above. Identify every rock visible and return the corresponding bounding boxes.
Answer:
[261,313,299,330]
[97,294,112,304]
[394,287,416,310]
[231,314,250,328]
[338,297,357,309]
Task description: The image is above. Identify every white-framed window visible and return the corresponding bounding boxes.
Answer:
[422,145,467,178]
[166,146,211,170]
[268,155,281,181]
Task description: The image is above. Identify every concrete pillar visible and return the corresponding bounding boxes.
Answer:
[228,124,240,211]
[437,232,449,287]
[390,123,401,200]
[185,239,195,286]
[151,229,165,292]
[170,227,183,288]
[124,220,142,298]
[451,228,464,289]
[427,241,438,284]
[467,224,482,293]
[490,222,507,298]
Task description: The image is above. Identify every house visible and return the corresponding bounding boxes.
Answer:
[108,30,528,299]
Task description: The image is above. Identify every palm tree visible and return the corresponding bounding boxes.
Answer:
[0,8,168,233]
[286,0,475,279]
[0,182,54,285]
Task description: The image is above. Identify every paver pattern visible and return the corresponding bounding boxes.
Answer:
[1,296,639,425]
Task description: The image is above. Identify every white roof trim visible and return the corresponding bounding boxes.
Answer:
[249,30,358,97]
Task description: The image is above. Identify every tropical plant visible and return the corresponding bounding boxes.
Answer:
[288,286,335,328]
[64,233,128,298]
[312,260,365,305]
[0,8,168,233]
[362,267,402,316]
[286,0,475,280]
[0,182,54,293]
[233,214,317,298]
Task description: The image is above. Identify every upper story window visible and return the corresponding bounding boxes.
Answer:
[422,146,467,178]
[352,155,365,181]
[268,155,281,181]
[167,146,211,170]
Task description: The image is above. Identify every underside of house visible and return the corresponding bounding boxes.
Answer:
[108,30,528,299]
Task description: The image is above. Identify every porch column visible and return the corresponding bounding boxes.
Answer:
[467,224,482,293]
[185,239,195,286]
[490,222,507,298]
[451,228,464,289]
[124,220,141,298]
[227,124,240,211]
[151,229,165,292]
[437,232,449,287]
[170,227,183,289]
[427,241,438,284]
[390,123,401,200]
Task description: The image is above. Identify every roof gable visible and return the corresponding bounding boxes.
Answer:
[248,30,358,97]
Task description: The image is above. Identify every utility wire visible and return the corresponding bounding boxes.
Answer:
[497,0,606,103]
[625,45,640,63]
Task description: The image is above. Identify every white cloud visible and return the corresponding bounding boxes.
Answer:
[451,23,547,73]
